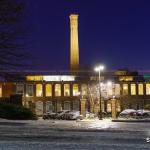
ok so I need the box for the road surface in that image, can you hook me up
[0,119,149,150]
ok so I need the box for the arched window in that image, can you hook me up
[123,84,128,95]
[73,84,79,96]
[45,84,52,97]
[131,84,136,95]
[55,84,61,96]
[138,84,143,95]
[26,84,33,97]
[64,84,70,96]
[36,84,43,97]
[146,84,150,95]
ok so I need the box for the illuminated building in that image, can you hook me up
[0,14,150,116]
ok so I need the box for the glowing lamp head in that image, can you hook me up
[94,65,105,72]
[107,81,112,87]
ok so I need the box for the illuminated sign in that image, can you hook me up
[43,76,75,81]
[27,75,75,81]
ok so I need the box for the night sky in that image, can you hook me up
[26,0,150,71]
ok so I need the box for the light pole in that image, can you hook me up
[94,65,104,120]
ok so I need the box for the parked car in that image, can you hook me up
[60,111,71,120]
[43,111,53,120]
[49,112,59,119]
[56,110,70,119]
[119,109,137,118]
[65,111,83,120]
[136,110,150,118]
[43,111,65,120]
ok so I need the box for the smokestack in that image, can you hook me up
[69,14,79,71]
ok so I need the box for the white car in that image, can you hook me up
[136,110,150,117]
[56,110,70,119]
[65,111,83,120]
[119,109,137,118]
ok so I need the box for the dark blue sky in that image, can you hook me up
[26,0,150,71]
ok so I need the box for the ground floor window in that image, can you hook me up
[73,100,79,111]
[35,101,43,115]
[57,101,62,112]
[64,101,71,110]
[46,101,53,112]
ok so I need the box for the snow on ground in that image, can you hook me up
[0,119,149,149]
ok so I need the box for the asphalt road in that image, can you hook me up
[0,119,149,150]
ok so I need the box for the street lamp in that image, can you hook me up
[94,65,105,120]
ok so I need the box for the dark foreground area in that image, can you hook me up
[0,119,149,150]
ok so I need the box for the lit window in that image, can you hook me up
[119,76,133,81]
[115,84,120,96]
[146,84,150,95]
[36,84,43,97]
[131,84,136,95]
[45,84,52,97]
[55,84,61,96]
[64,84,70,96]
[16,84,24,95]
[73,84,79,96]
[138,84,143,95]
[123,84,128,95]
[26,76,43,81]
[26,84,33,97]
[81,84,88,96]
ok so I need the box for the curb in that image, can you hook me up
[112,119,150,123]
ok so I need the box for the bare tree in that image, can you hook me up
[0,0,30,79]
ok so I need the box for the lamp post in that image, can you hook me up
[94,65,104,120]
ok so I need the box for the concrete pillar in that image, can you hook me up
[43,101,46,113]
[80,99,86,117]
[90,102,94,113]
[111,98,117,120]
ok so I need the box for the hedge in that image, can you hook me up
[0,103,37,120]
